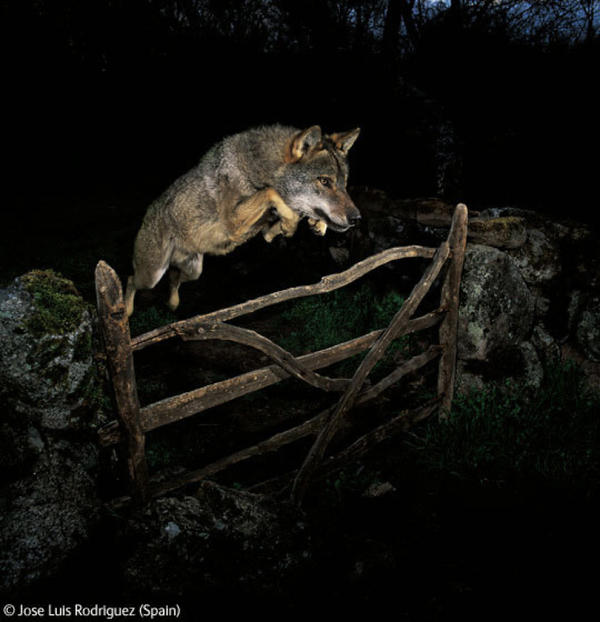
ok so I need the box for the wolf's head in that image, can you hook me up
[275,126,361,232]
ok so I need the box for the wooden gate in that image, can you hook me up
[96,204,468,508]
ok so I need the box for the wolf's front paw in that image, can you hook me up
[308,218,327,236]
[263,221,281,243]
[280,211,300,237]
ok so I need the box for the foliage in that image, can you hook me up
[20,269,90,337]
[128,306,179,337]
[145,436,179,473]
[276,282,411,383]
[3,0,597,72]
[278,281,407,357]
[406,361,600,490]
[323,463,382,504]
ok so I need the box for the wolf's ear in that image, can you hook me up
[287,126,322,162]
[330,128,361,153]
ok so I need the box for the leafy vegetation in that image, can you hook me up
[128,305,179,337]
[277,282,408,372]
[405,361,600,491]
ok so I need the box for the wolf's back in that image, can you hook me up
[201,124,298,195]
[142,149,222,230]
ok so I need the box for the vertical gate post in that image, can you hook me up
[438,204,468,418]
[95,261,150,508]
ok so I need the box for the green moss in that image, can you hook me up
[21,270,90,337]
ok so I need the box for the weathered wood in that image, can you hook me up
[249,396,443,497]
[95,261,149,508]
[438,203,468,417]
[98,310,445,446]
[290,241,452,505]
[314,395,444,482]
[357,344,442,403]
[131,245,437,351]
[109,346,442,507]
[98,205,467,508]
[179,322,351,392]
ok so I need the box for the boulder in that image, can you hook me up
[457,341,543,395]
[570,292,600,361]
[0,433,100,595]
[121,481,312,602]
[510,229,561,286]
[458,244,536,361]
[0,271,100,596]
[0,270,95,429]
[467,216,527,249]
[350,193,600,392]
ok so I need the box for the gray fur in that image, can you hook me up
[125,124,360,315]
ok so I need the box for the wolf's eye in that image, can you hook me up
[318,177,332,188]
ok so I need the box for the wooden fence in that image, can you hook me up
[95,203,468,508]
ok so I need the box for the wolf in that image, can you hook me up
[124,124,361,316]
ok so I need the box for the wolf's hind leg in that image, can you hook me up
[125,265,169,317]
[125,276,137,318]
[168,253,203,311]
[126,226,174,316]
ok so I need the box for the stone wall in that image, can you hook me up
[350,191,600,394]
[1,199,598,596]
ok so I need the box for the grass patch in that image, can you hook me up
[279,282,405,352]
[128,305,179,336]
[277,282,409,377]
[406,361,600,490]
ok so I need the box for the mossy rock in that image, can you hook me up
[20,270,90,337]
[0,270,96,429]
[458,244,535,361]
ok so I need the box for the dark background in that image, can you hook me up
[2,3,599,615]
[2,0,599,236]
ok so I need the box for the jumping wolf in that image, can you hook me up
[125,124,361,316]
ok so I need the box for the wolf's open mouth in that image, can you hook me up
[313,208,351,232]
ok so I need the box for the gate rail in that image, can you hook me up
[95,204,468,508]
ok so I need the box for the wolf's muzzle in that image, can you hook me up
[348,212,361,226]
[344,203,361,227]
